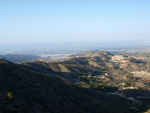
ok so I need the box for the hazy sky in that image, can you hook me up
[0,0,150,44]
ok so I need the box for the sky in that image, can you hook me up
[0,0,150,44]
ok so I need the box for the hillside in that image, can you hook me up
[21,51,127,86]
[1,50,150,112]
[0,58,134,113]
[21,51,150,89]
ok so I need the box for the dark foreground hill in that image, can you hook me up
[0,58,134,113]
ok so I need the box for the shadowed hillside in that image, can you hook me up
[0,58,134,113]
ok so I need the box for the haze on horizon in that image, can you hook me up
[0,0,150,45]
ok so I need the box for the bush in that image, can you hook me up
[7,92,14,100]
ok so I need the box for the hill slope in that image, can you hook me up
[0,58,134,113]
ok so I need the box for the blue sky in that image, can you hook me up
[0,0,150,44]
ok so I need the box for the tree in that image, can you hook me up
[94,83,99,89]
[131,83,134,87]
[89,80,93,84]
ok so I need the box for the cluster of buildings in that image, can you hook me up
[111,55,124,62]
[111,55,131,65]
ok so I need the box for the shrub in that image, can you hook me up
[7,92,14,100]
